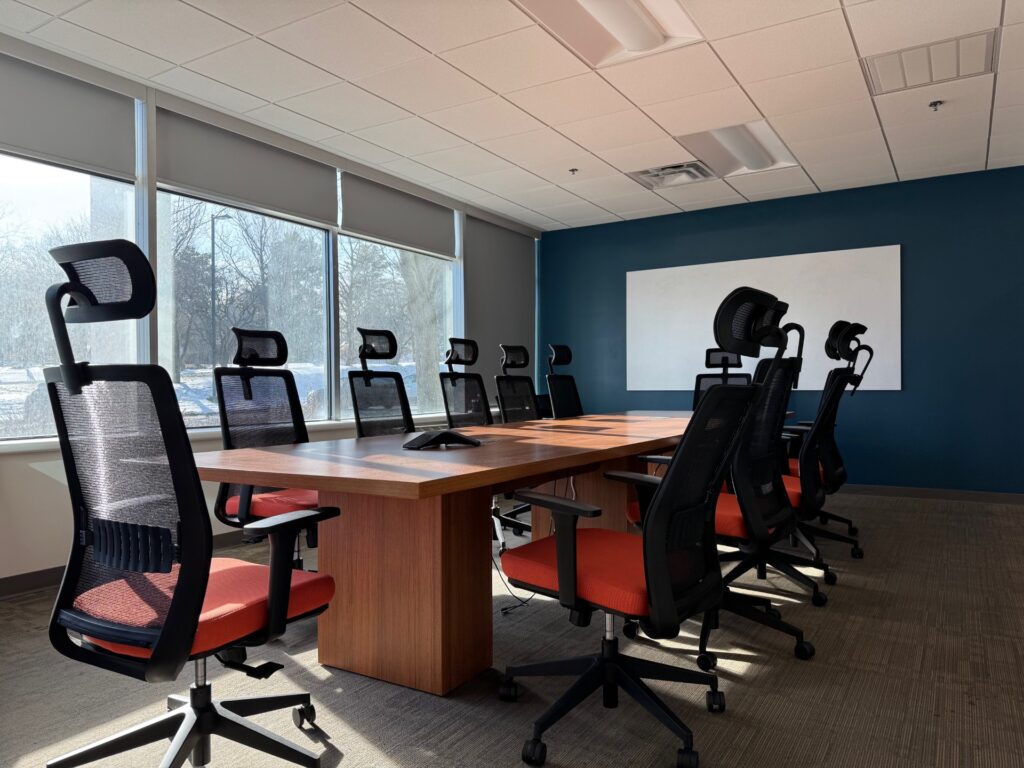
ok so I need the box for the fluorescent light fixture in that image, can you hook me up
[516,0,703,67]
[677,120,796,178]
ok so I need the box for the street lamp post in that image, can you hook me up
[210,212,231,365]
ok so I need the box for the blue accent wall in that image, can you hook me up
[537,168,1024,493]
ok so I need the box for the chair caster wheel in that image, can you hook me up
[849,525,859,536]
[677,747,700,768]
[622,620,639,640]
[292,703,315,728]
[765,606,781,620]
[811,591,828,607]
[706,690,726,713]
[851,546,864,559]
[512,525,524,536]
[824,570,837,586]
[522,738,546,766]
[498,678,519,702]
[696,652,717,671]
[794,640,815,660]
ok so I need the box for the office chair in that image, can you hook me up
[693,348,751,410]
[348,327,415,437]
[545,343,583,418]
[498,383,757,768]
[495,344,540,423]
[214,327,319,567]
[439,337,531,546]
[42,239,339,768]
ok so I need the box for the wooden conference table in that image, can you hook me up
[194,411,693,695]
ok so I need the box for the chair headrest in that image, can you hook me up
[357,328,398,361]
[836,322,867,362]
[500,344,530,373]
[548,344,572,367]
[49,239,156,323]
[712,287,788,357]
[445,338,478,367]
[825,321,851,360]
[705,348,742,369]
[232,328,288,367]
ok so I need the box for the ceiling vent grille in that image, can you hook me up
[863,30,998,96]
[628,161,715,190]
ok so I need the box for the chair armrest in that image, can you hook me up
[605,471,661,528]
[638,454,671,466]
[797,420,814,426]
[244,507,340,640]
[784,424,812,433]
[511,491,600,617]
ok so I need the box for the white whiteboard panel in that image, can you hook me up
[626,245,901,391]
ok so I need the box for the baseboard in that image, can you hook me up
[842,484,1024,505]
[0,530,247,599]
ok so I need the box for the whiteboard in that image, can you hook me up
[626,245,901,391]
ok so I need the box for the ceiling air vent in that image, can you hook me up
[628,161,715,190]
[863,30,998,96]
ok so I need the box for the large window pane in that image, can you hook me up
[0,152,135,440]
[157,192,329,428]
[338,235,456,418]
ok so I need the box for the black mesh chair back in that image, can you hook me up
[546,343,583,419]
[349,327,414,437]
[44,240,210,684]
[693,347,751,409]
[213,328,309,527]
[440,337,493,428]
[495,344,540,423]
[641,383,757,638]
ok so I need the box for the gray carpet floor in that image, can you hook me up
[3,491,1024,768]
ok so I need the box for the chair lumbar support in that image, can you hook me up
[46,659,320,768]
[499,614,723,768]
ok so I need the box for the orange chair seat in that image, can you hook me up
[501,529,649,616]
[715,493,751,539]
[225,488,318,519]
[75,558,335,659]
[787,457,825,483]
[782,474,802,507]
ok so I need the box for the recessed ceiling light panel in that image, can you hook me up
[676,120,796,178]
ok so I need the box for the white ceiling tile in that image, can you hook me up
[770,99,880,143]
[354,56,492,114]
[654,179,744,206]
[517,212,563,230]
[899,162,984,180]
[1,1,50,33]
[379,157,450,185]
[430,176,492,201]
[183,0,344,34]
[741,184,818,201]
[441,25,588,93]
[874,74,993,132]
[988,133,1024,168]
[817,172,897,191]
[619,206,680,220]
[506,73,632,125]
[187,38,338,102]
[414,144,512,176]
[480,127,582,166]
[999,23,1024,72]
[31,18,174,77]
[890,136,988,175]
[502,185,584,209]
[681,0,839,40]
[463,166,548,194]
[351,117,465,155]
[320,133,401,164]
[845,0,1002,58]
[726,166,815,196]
[991,104,1024,137]
[351,0,532,53]
[152,67,267,112]
[800,152,896,183]
[63,0,247,63]
[645,87,761,136]
[263,4,425,80]
[562,173,647,202]
[711,10,856,83]
[278,82,410,133]
[596,190,679,215]
[425,97,542,142]
[1006,0,1024,25]
[786,127,888,163]
[883,112,990,147]
[245,104,338,141]
[558,109,667,152]
[744,61,871,117]
[596,138,695,173]
[525,153,620,185]
[995,67,1024,108]
[18,0,82,12]
[557,211,621,227]
[483,198,542,221]
[683,197,746,211]
[544,199,614,221]
[598,43,737,106]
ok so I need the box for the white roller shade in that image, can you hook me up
[156,108,337,227]
[463,216,537,387]
[0,53,135,179]
[340,173,456,258]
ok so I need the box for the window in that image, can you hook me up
[0,152,135,440]
[156,192,330,428]
[338,234,457,418]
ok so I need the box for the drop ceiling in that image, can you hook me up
[2,0,1022,232]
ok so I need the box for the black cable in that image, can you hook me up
[492,552,534,614]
